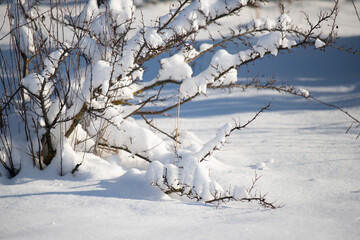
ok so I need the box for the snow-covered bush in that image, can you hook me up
[0,0,356,206]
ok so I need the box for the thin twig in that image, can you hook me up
[352,0,360,22]
[199,103,271,162]
[97,142,151,163]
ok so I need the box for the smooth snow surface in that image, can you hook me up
[1,1,360,239]
[1,108,360,240]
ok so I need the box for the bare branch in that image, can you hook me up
[97,142,151,163]
[199,103,271,162]
[141,114,180,143]
[352,0,360,22]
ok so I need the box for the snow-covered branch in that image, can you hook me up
[1,0,357,209]
[198,103,270,162]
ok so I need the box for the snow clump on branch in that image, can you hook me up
[0,0,344,207]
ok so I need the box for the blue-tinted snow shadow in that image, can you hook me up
[0,169,167,202]
[70,169,166,201]
[146,36,360,118]
[2,35,359,119]
[178,90,360,117]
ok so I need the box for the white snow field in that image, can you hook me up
[1,1,360,239]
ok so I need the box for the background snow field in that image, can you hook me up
[1,0,360,239]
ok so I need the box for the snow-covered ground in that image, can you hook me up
[1,1,360,239]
